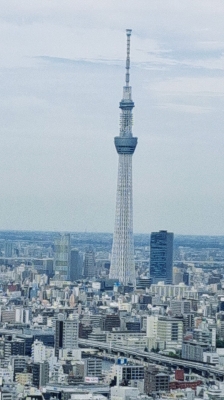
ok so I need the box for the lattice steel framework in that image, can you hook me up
[109,29,137,285]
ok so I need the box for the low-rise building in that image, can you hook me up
[144,364,169,395]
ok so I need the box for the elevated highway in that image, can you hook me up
[79,339,224,379]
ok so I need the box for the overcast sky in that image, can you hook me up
[1,0,224,235]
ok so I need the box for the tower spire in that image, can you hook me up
[125,29,132,86]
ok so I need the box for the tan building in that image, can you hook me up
[15,372,32,385]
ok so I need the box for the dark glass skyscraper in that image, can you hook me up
[150,230,174,284]
[70,248,82,281]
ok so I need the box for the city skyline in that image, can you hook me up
[1,1,224,235]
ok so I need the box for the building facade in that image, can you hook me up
[70,248,82,281]
[55,314,79,358]
[144,364,169,395]
[116,363,144,386]
[150,230,174,284]
[84,358,102,379]
[157,317,183,349]
[53,234,71,280]
[83,247,96,279]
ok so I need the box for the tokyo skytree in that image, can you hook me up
[109,29,137,285]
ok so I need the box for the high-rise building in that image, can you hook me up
[53,233,71,280]
[55,314,79,358]
[150,230,174,284]
[70,248,82,281]
[146,315,158,338]
[4,241,13,257]
[32,361,49,388]
[32,340,46,363]
[83,247,96,279]
[109,29,137,286]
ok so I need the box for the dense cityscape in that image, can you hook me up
[1,4,224,400]
[1,231,224,399]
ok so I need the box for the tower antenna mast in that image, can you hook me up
[125,29,132,87]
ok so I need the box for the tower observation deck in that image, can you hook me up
[109,29,137,285]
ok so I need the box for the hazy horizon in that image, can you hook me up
[1,229,224,239]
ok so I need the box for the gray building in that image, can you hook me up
[182,340,210,362]
[4,241,13,257]
[70,248,82,281]
[32,360,49,388]
[53,234,71,280]
[136,277,152,290]
[1,392,13,400]
[83,247,96,279]
[55,314,79,358]
[84,357,102,378]
[170,300,191,316]
[183,313,195,333]
[144,364,169,395]
[88,328,106,342]
[150,230,174,284]
[116,364,144,385]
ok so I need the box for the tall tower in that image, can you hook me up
[109,29,137,285]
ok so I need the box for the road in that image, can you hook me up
[79,338,224,379]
